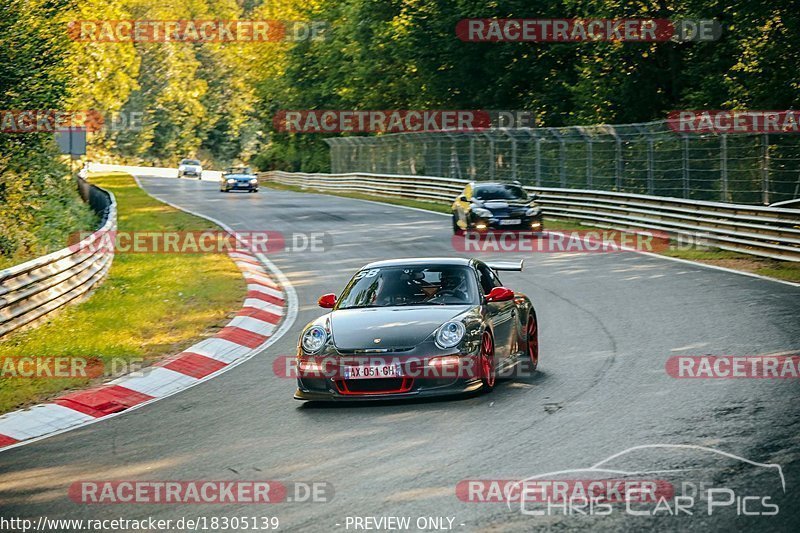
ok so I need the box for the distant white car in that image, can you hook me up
[178,159,203,179]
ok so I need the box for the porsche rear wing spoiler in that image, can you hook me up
[486,260,524,272]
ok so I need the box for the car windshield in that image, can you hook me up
[181,159,200,166]
[225,167,252,175]
[474,184,527,201]
[337,265,480,308]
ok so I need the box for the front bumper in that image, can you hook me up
[294,381,483,401]
[221,182,258,191]
[294,351,484,401]
[470,215,543,232]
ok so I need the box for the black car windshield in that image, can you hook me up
[337,265,480,308]
[474,184,527,201]
[181,159,200,165]
[225,167,252,174]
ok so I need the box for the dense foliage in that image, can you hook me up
[261,0,800,170]
[0,0,96,266]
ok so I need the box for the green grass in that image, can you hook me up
[263,180,800,284]
[0,173,247,413]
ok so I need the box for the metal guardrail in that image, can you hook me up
[262,171,800,262]
[0,175,117,337]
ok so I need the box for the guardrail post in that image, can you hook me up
[762,133,770,205]
[446,132,459,179]
[436,139,443,176]
[586,139,593,189]
[550,129,567,188]
[469,136,476,179]
[511,136,518,181]
[682,134,690,198]
[720,134,729,202]
[485,133,496,180]
[647,136,655,195]
[397,137,404,174]
[614,135,622,191]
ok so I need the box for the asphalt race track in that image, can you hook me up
[1,175,798,532]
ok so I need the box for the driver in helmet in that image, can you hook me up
[431,269,468,303]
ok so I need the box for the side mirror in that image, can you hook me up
[458,195,468,202]
[318,293,336,308]
[486,287,515,302]
[529,192,540,201]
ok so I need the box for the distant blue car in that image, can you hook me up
[220,167,259,193]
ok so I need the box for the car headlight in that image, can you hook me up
[473,207,492,218]
[525,207,541,217]
[302,326,328,353]
[250,178,258,184]
[227,178,235,183]
[435,321,466,349]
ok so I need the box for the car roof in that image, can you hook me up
[471,181,521,187]
[362,257,474,269]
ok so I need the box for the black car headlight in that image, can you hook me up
[435,321,466,349]
[473,207,492,218]
[525,207,541,217]
[302,326,328,353]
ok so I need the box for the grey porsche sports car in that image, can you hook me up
[294,257,539,400]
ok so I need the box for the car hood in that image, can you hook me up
[477,199,529,209]
[329,305,472,351]
[226,174,254,180]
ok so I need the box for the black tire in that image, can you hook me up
[518,315,539,375]
[452,213,461,234]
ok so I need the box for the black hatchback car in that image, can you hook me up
[220,167,259,193]
[451,182,543,233]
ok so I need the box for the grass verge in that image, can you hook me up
[263,181,800,283]
[0,172,247,414]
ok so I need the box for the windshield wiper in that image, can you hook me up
[394,301,455,306]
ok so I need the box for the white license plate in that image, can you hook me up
[343,363,403,380]
[499,219,521,225]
